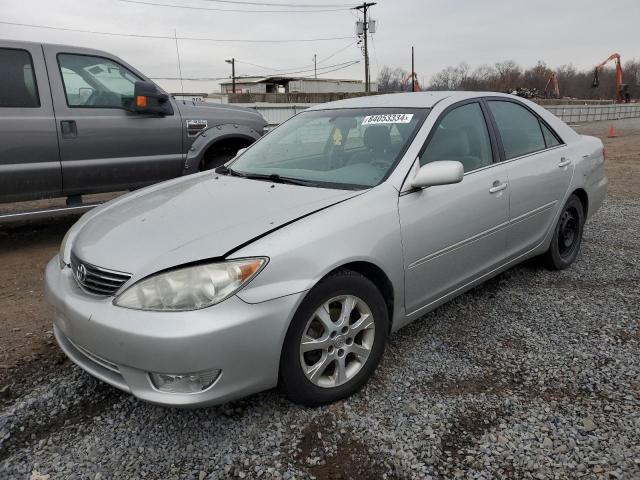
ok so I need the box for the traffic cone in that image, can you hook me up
[607,124,617,138]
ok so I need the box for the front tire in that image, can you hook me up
[280,270,388,406]
[543,194,585,270]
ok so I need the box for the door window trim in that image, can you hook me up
[416,98,501,171]
[0,47,40,108]
[56,52,143,111]
[399,98,503,195]
[481,97,566,164]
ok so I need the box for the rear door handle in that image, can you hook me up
[558,157,572,168]
[489,181,508,194]
[60,120,77,139]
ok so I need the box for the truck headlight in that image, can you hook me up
[113,258,267,311]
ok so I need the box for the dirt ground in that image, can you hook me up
[0,119,638,383]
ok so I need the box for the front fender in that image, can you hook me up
[182,124,262,174]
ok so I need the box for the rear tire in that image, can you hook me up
[543,194,585,270]
[280,270,388,406]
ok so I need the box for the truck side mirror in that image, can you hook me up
[133,81,172,116]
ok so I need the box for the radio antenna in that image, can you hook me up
[174,29,185,95]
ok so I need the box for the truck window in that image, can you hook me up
[0,48,40,108]
[57,53,142,109]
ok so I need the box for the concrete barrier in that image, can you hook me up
[233,102,640,127]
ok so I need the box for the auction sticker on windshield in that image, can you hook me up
[362,113,414,125]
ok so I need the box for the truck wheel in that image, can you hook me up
[201,148,236,171]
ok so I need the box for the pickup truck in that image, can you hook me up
[0,40,267,205]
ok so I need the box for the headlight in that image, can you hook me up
[59,230,72,269]
[113,258,267,311]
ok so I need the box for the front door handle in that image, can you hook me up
[558,157,572,168]
[489,181,508,194]
[60,120,77,139]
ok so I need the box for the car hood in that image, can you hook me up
[71,173,361,278]
[176,100,266,124]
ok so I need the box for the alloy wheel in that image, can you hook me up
[299,295,375,388]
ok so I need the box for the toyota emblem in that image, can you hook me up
[76,263,87,283]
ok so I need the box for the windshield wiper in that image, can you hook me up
[214,165,245,177]
[263,174,319,187]
[216,166,318,187]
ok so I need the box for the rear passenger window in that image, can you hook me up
[540,122,561,148]
[0,48,39,108]
[420,102,493,173]
[488,101,545,159]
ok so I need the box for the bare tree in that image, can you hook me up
[420,58,639,100]
[377,66,409,92]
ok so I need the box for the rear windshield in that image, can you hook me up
[230,108,429,189]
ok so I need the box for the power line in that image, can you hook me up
[199,0,358,7]
[241,59,361,77]
[234,42,355,73]
[0,20,352,43]
[317,41,357,64]
[150,76,228,80]
[150,60,359,81]
[298,61,361,78]
[119,0,351,13]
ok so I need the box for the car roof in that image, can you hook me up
[307,91,515,111]
[1,38,114,58]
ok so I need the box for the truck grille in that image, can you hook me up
[70,252,131,296]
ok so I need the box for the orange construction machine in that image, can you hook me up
[544,72,560,98]
[402,72,421,92]
[592,53,630,103]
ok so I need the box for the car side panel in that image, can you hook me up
[503,145,575,259]
[399,163,510,315]
[231,184,408,330]
[0,42,61,203]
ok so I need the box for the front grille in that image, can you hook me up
[70,252,131,296]
[67,337,120,374]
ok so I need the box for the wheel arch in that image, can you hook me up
[571,187,589,217]
[182,124,261,174]
[322,261,395,332]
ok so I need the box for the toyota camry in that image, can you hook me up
[45,92,608,407]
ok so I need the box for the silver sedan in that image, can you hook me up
[45,92,608,407]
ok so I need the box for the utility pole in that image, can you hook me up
[314,54,317,79]
[225,58,236,94]
[411,46,415,92]
[353,2,376,93]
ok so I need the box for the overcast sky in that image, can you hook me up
[1,0,638,94]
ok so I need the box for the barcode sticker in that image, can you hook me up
[362,114,414,125]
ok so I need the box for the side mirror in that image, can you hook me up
[411,160,464,189]
[133,81,171,115]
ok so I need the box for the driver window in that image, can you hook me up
[58,53,142,109]
[420,102,493,173]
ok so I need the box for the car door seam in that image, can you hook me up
[508,201,557,225]
[407,220,511,269]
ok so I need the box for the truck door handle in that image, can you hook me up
[60,120,77,139]
[558,157,572,168]
[489,181,508,194]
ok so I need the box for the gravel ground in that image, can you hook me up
[1,120,639,479]
[1,197,638,479]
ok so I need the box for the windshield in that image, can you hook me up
[229,108,429,189]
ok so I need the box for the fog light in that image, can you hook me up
[149,369,221,394]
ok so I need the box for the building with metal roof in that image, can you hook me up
[220,76,377,94]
